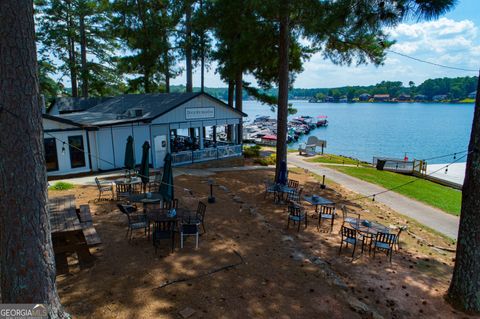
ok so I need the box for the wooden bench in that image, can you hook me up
[77,205,93,225]
[76,205,101,247]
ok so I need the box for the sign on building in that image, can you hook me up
[185,107,215,119]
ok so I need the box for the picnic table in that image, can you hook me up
[303,195,334,212]
[49,195,101,272]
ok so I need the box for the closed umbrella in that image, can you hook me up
[159,153,174,201]
[139,141,150,185]
[124,135,135,171]
[276,160,288,185]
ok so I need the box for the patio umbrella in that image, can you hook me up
[139,141,150,185]
[159,153,174,201]
[124,135,135,170]
[276,160,288,185]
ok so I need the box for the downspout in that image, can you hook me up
[85,129,93,172]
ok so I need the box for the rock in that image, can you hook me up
[179,307,196,318]
[281,235,294,242]
[219,185,229,192]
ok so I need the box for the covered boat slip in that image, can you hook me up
[43,93,245,176]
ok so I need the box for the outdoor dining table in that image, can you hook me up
[268,183,296,203]
[115,177,142,194]
[349,219,390,251]
[303,195,335,212]
[146,207,197,223]
[129,192,164,204]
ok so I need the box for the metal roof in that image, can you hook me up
[54,92,246,127]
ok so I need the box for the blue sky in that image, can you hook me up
[172,0,480,89]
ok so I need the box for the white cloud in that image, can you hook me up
[171,18,480,89]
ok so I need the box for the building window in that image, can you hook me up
[44,138,59,171]
[68,135,86,168]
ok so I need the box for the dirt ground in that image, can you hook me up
[49,167,473,319]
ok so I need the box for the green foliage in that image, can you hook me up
[255,153,276,166]
[35,0,118,97]
[48,181,75,191]
[333,166,461,215]
[243,145,261,158]
[307,154,367,166]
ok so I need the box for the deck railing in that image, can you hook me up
[172,144,242,166]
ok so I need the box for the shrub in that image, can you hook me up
[256,153,276,166]
[49,181,75,191]
[243,145,261,158]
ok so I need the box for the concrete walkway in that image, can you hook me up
[289,154,459,239]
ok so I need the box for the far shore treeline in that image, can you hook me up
[193,76,478,103]
[47,76,478,104]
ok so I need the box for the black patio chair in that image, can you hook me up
[341,205,360,227]
[152,220,176,254]
[95,177,113,201]
[195,201,207,234]
[180,221,200,249]
[286,187,303,205]
[394,226,407,251]
[372,232,397,262]
[162,198,179,210]
[148,171,163,192]
[264,180,276,199]
[286,204,307,232]
[117,204,148,241]
[287,179,299,190]
[318,204,336,232]
[339,225,364,258]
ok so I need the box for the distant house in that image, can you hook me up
[48,97,113,115]
[42,92,246,176]
[397,94,411,101]
[325,96,334,102]
[358,93,370,101]
[339,96,348,103]
[373,94,390,102]
[433,94,448,102]
[468,91,477,99]
[414,94,427,101]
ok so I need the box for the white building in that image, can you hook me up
[43,92,246,176]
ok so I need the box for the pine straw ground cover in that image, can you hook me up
[49,168,473,319]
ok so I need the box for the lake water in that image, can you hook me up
[243,100,474,164]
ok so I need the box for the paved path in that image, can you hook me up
[289,154,459,239]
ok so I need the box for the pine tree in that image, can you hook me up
[0,0,68,316]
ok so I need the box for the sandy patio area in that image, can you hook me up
[49,167,471,319]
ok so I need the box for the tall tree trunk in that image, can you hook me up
[144,70,151,93]
[66,4,77,97]
[200,0,205,92]
[447,74,480,313]
[164,49,170,93]
[235,71,243,143]
[275,0,290,180]
[228,79,234,107]
[80,13,88,98]
[0,1,67,317]
[185,2,193,92]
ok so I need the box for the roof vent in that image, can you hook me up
[125,108,143,118]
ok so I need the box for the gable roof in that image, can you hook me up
[56,92,247,127]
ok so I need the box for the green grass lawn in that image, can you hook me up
[307,154,368,166]
[332,166,462,216]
